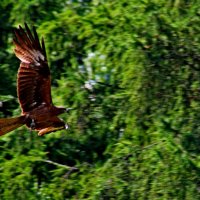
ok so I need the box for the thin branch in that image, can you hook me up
[41,159,78,171]
[142,139,166,150]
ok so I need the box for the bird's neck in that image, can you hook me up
[52,106,66,115]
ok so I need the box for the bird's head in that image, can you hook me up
[54,106,74,115]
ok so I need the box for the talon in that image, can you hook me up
[30,119,35,129]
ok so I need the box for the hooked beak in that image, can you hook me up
[66,108,74,112]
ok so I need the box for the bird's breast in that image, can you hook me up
[24,104,54,121]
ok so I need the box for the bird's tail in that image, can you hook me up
[0,116,26,136]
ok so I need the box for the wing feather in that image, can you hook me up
[35,117,66,136]
[13,23,52,113]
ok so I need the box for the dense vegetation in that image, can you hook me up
[1,0,200,199]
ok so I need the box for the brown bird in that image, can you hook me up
[0,23,69,136]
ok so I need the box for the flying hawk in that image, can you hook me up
[0,23,69,136]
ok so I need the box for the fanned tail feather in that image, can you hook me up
[0,116,26,136]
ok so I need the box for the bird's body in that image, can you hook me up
[0,23,69,136]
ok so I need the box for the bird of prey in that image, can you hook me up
[0,23,69,136]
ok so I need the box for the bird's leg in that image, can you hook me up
[30,119,36,130]
[24,115,36,133]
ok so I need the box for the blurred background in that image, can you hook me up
[1,0,200,199]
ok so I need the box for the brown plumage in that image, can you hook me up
[0,23,69,136]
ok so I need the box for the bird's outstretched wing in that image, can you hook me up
[13,23,52,113]
[36,117,67,136]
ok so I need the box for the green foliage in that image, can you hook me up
[1,0,200,199]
